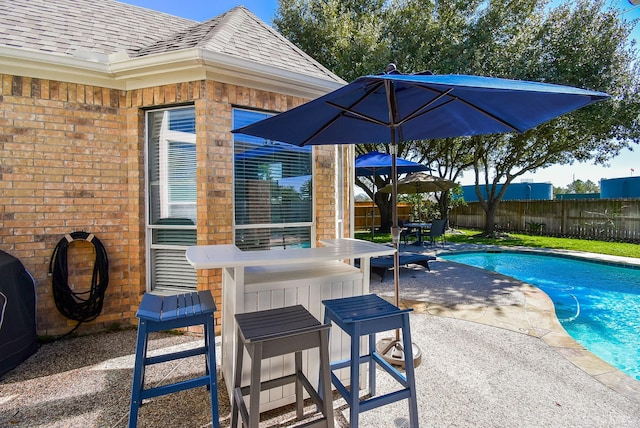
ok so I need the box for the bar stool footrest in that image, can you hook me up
[329,372,351,402]
[236,371,326,416]
[359,389,413,413]
[371,352,409,386]
[145,345,207,365]
[140,375,211,400]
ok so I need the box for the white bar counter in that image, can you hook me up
[185,238,394,269]
[186,238,395,412]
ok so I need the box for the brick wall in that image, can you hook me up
[315,146,338,239]
[1,74,131,336]
[0,73,341,336]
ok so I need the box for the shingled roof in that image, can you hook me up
[131,6,336,81]
[0,0,343,93]
[0,0,195,56]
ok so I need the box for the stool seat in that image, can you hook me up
[129,291,219,428]
[236,305,327,343]
[322,294,418,427]
[232,305,334,428]
[323,292,411,323]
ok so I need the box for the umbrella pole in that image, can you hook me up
[371,173,376,239]
[391,146,400,309]
[392,147,401,344]
[371,196,375,239]
[417,184,421,223]
[375,80,421,368]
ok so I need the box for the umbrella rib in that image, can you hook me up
[299,81,387,145]
[453,96,523,132]
[396,88,455,127]
[408,85,523,133]
[325,101,389,127]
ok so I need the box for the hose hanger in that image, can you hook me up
[48,231,109,338]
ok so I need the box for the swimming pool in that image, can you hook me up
[440,251,640,380]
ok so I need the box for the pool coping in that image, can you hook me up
[411,244,640,404]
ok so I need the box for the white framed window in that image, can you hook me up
[146,106,197,291]
[233,109,314,250]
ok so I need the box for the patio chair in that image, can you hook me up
[428,219,447,245]
[369,252,436,281]
[399,220,419,245]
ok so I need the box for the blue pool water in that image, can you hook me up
[440,251,640,380]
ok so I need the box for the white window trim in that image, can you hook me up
[145,106,197,293]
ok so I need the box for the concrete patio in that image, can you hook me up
[1,244,639,427]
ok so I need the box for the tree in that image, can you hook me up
[275,0,475,229]
[274,0,389,82]
[412,138,475,219]
[555,179,600,195]
[468,0,640,235]
[275,0,640,235]
[276,1,402,231]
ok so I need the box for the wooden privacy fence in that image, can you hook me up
[449,199,640,242]
[354,202,412,231]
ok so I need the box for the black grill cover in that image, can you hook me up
[0,250,38,378]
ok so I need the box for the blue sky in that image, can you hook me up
[119,0,279,23]
[119,0,640,41]
[119,0,639,187]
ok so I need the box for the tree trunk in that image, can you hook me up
[483,202,498,236]
[374,191,393,233]
[437,190,449,220]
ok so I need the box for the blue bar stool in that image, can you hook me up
[128,291,219,428]
[231,305,334,428]
[322,294,418,427]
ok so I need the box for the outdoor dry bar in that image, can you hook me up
[185,238,395,412]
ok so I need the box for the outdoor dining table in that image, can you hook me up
[185,238,395,413]
[403,222,432,246]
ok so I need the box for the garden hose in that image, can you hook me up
[48,231,109,336]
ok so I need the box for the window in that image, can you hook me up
[146,107,197,291]
[233,109,313,250]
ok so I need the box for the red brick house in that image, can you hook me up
[0,0,351,336]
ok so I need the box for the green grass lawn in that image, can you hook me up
[354,229,640,259]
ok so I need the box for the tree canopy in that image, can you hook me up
[274,0,640,234]
[555,179,601,195]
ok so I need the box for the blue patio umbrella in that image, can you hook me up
[233,64,609,363]
[355,150,428,176]
[355,151,429,237]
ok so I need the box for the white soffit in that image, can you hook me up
[0,46,345,99]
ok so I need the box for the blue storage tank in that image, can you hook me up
[461,182,553,202]
[600,176,640,198]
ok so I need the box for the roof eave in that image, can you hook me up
[0,46,345,99]
[199,48,345,99]
[0,45,119,89]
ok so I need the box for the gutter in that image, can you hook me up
[0,45,345,99]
